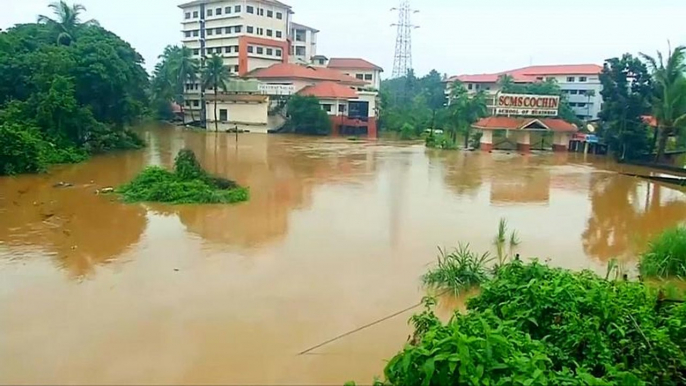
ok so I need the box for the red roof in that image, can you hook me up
[328,58,383,72]
[473,117,578,133]
[247,63,366,85]
[449,64,602,83]
[642,115,658,127]
[298,81,358,99]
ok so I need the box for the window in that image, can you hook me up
[184,31,191,38]
[185,12,191,19]
[276,12,283,19]
[235,5,241,12]
[247,45,254,53]
[569,103,576,107]
[207,9,213,16]
[276,31,282,38]
[257,28,263,35]
[235,25,242,33]
[216,7,222,15]
[192,49,199,56]
[276,49,282,57]
[225,27,232,34]
[193,11,198,18]
[219,109,228,121]
[322,104,332,112]
[338,104,346,113]
[578,90,585,96]
[295,30,306,42]
[468,84,473,90]
[570,90,578,95]
[256,47,264,54]
[192,30,199,37]
[536,77,543,81]
[267,10,273,17]
[233,65,239,73]
[355,74,364,80]
[266,48,273,55]
[577,103,587,108]
[247,6,254,13]
[225,6,232,14]
[295,46,306,56]
[193,100,200,107]
[233,45,239,52]
[267,29,273,37]
[216,28,222,34]
[186,101,191,107]
[567,76,575,82]
[579,76,588,82]
[247,26,254,33]
[207,28,213,36]
[364,74,372,81]
[258,8,264,16]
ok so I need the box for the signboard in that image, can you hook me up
[495,93,559,117]
[258,84,295,95]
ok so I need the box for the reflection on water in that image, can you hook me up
[1,124,685,385]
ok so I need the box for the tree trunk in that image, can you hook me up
[214,87,218,132]
[464,127,470,149]
[655,126,669,163]
[189,101,196,124]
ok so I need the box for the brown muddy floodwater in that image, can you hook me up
[1,124,686,385]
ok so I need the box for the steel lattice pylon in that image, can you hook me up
[391,0,417,79]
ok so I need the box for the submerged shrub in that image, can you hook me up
[422,244,491,295]
[117,149,248,205]
[0,124,46,175]
[640,226,686,278]
[369,260,686,385]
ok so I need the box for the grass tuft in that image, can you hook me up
[640,226,686,279]
[422,244,491,295]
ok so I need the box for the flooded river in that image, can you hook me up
[1,125,685,385]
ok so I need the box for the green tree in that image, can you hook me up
[447,82,488,148]
[37,1,97,45]
[599,54,654,161]
[285,95,331,135]
[640,45,686,161]
[202,54,232,132]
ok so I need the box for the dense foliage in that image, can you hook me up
[117,149,248,204]
[369,260,686,385]
[283,95,332,135]
[0,1,147,175]
[640,226,686,278]
[151,45,199,122]
[598,54,654,161]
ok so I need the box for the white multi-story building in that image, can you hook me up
[288,22,318,64]
[447,64,603,120]
[179,0,292,116]
[327,58,383,90]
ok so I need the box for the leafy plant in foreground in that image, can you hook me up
[640,226,686,279]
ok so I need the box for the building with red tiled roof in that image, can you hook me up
[298,81,359,99]
[473,117,578,153]
[327,58,384,90]
[447,64,604,121]
[247,63,367,86]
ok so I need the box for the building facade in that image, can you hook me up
[327,58,383,90]
[447,64,603,120]
[289,22,318,64]
[179,0,293,117]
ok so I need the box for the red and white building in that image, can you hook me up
[326,58,384,90]
[448,64,603,121]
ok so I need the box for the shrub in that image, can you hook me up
[285,95,332,136]
[117,149,248,205]
[640,226,686,278]
[399,123,416,140]
[422,245,491,295]
[0,124,47,175]
[370,260,686,385]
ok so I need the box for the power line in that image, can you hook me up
[391,0,419,79]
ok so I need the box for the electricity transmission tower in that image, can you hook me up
[391,1,418,78]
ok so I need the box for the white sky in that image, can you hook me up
[2,0,685,77]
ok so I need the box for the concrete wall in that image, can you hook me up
[205,100,269,125]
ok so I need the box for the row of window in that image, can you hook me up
[247,45,282,57]
[566,76,589,83]
[569,102,589,108]
[184,5,284,20]
[561,89,595,96]
[184,26,284,39]
[322,104,347,113]
[354,74,373,81]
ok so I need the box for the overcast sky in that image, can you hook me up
[2,0,685,78]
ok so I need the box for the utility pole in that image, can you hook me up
[391,1,419,79]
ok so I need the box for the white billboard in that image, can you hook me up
[495,93,559,117]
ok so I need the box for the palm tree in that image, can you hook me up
[497,74,517,93]
[169,47,199,123]
[640,45,686,161]
[585,89,596,121]
[37,1,98,45]
[202,55,232,132]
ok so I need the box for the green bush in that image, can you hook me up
[399,123,416,140]
[284,95,332,136]
[640,226,686,278]
[369,260,686,385]
[117,149,248,205]
[0,124,47,175]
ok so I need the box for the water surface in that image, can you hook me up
[1,125,685,385]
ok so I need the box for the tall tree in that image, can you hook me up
[201,55,232,132]
[599,54,653,161]
[37,1,97,45]
[640,45,686,161]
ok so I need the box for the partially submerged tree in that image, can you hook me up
[202,55,232,132]
[447,82,488,148]
[285,95,331,135]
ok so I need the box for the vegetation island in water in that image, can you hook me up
[117,149,248,205]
